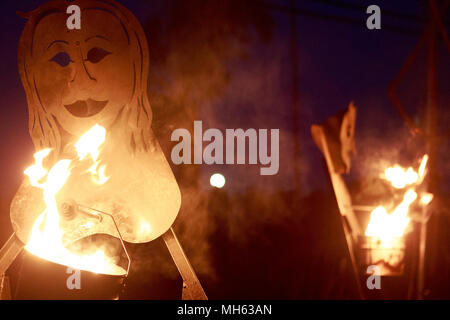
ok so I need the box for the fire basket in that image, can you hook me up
[359,236,406,276]
[14,248,127,300]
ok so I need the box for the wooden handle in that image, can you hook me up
[162,228,207,300]
[0,274,12,300]
[0,233,24,275]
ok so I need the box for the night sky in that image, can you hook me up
[0,0,448,299]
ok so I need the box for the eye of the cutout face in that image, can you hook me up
[86,47,111,63]
[50,52,71,67]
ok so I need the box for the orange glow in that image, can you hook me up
[138,221,152,238]
[24,125,124,275]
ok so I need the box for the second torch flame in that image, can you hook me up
[365,155,432,247]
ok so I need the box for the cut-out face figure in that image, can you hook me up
[311,102,357,174]
[18,0,155,154]
[12,0,181,245]
[32,9,134,136]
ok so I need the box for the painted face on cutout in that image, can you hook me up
[31,9,134,136]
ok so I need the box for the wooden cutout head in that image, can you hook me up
[12,0,181,245]
[18,0,152,156]
[311,102,357,174]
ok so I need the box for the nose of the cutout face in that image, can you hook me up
[67,59,97,101]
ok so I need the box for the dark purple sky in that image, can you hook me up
[0,0,447,200]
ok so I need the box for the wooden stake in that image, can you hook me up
[0,233,24,300]
[162,228,208,300]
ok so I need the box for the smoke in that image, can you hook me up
[139,0,274,282]
[349,103,428,207]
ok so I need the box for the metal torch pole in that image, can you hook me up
[417,2,438,299]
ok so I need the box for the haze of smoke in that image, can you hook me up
[350,109,426,206]
[141,0,274,281]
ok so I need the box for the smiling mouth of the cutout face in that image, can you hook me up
[64,99,108,117]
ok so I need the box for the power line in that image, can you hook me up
[252,1,427,36]
[304,0,428,22]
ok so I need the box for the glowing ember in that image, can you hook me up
[24,125,124,276]
[365,155,432,247]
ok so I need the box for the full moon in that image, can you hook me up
[210,173,225,188]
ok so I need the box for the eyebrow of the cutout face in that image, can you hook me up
[85,35,111,43]
[46,40,69,51]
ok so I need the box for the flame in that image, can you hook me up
[74,124,105,161]
[24,148,52,187]
[384,166,418,189]
[24,125,124,275]
[365,155,432,246]
[384,154,428,189]
[418,154,428,180]
[75,124,110,185]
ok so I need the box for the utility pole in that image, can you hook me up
[417,0,439,300]
[289,0,302,193]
